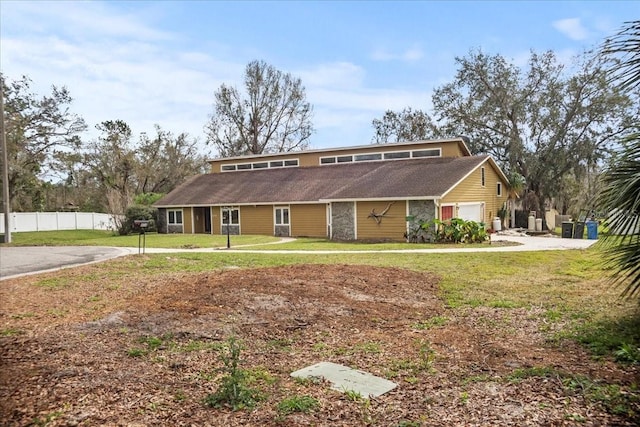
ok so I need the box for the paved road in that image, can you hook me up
[0,234,599,280]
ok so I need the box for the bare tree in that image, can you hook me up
[205,60,313,157]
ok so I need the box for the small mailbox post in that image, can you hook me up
[133,219,150,254]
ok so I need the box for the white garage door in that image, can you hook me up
[457,203,484,222]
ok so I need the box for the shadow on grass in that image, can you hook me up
[575,309,640,364]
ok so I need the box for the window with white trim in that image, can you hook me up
[384,151,410,159]
[354,153,382,161]
[219,158,299,172]
[497,182,502,197]
[412,148,440,158]
[221,207,239,225]
[275,207,290,225]
[168,209,183,225]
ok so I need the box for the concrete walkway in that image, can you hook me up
[1,233,598,281]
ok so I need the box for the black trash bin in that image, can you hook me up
[573,221,585,239]
[561,222,574,239]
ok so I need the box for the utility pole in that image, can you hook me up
[0,76,11,243]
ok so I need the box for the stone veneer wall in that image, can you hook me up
[331,202,355,240]
[408,200,436,241]
[157,208,167,234]
[167,224,183,234]
[221,225,240,235]
[274,225,290,237]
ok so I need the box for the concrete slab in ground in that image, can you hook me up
[291,361,397,398]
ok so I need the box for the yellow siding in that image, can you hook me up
[212,207,220,234]
[440,142,464,157]
[357,201,406,241]
[183,207,193,234]
[208,140,468,172]
[291,204,327,237]
[240,205,273,235]
[441,163,505,224]
[297,152,322,167]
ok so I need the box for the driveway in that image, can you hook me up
[0,246,129,280]
[0,234,599,280]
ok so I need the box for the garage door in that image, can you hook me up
[457,203,483,222]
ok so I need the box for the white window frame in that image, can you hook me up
[167,209,183,225]
[497,182,502,197]
[221,206,240,226]
[274,206,290,226]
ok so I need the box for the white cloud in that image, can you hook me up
[553,18,589,41]
[0,1,248,144]
[0,1,431,150]
[3,0,173,42]
[371,44,424,62]
[296,62,365,89]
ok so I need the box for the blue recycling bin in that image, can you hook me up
[586,221,598,240]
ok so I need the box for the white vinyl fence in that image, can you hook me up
[0,212,116,233]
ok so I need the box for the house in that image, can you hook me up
[154,137,510,241]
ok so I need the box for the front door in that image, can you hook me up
[441,205,454,221]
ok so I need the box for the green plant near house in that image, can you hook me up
[406,217,488,244]
[405,216,434,243]
[204,336,263,410]
[426,218,488,243]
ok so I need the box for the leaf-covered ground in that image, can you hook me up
[1,263,638,426]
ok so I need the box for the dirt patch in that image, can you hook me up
[0,263,637,426]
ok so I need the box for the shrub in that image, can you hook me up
[204,336,263,411]
[427,218,488,243]
[121,204,158,235]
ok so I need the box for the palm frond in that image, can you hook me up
[598,132,640,298]
[602,20,640,90]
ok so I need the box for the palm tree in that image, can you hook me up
[597,20,640,298]
[507,172,526,229]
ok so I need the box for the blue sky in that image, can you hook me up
[1,1,638,155]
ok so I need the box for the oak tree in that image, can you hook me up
[371,107,437,143]
[1,75,86,211]
[372,50,638,215]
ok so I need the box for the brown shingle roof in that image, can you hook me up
[155,156,489,207]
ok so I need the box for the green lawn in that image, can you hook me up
[1,230,509,251]
[0,230,280,248]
